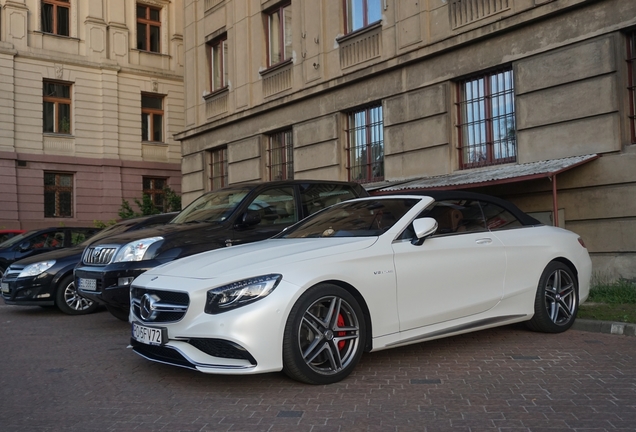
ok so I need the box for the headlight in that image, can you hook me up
[18,261,56,278]
[113,237,163,262]
[205,274,282,314]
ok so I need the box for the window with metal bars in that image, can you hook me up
[44,172,73,218]
[456,68,516,169]
[268,130,294,181]
[267,3,292,67]
[345,0,382,33]
[141,94,163,142]
[42,0,70,36]
[143,177,167,212]
[210,147,228,190]
[43,80,72,134]
[209,36,228,92]
[346,105,384,183]
[137,3,161,53]
[627,32,636,144]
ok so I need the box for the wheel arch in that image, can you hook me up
[550,257,579,290]
[51,265,78,296]
[314,279,374,353]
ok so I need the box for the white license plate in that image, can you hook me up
[132,322,164,346]
[78,278,96,291]
[1,282,8,293]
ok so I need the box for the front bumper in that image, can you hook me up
[1,275,56,306]
[75,261,157,310]
[128,275,302,375]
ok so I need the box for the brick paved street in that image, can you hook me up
[1,304,635,432]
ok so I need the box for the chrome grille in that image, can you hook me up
[131,287,189,323]
[82,246,117,265]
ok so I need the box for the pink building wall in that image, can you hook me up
[0,151,181,231]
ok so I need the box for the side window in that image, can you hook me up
[248,187,297,226]
[71,230,88,246]
[398,199,487,240]
[30,231,65,249]
[480,201,522,230]
[300,184,358,216]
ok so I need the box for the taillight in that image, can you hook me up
[577,237,587,248]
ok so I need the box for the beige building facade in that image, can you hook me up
[176,0,636,280]
[0,0,184,230]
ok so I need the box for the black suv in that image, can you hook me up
[75,180,368,320]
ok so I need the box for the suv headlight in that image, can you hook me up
[205,274,282,314]
[113,237,163,263]
[18,261,56,278]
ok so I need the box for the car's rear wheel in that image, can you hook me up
[55,275,99,315]
[106,305,130,322]
[283,283,365,384]
[526,261,578,333]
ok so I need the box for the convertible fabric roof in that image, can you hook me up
[367,154,599,193]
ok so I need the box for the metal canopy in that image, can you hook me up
[371,154,599,193]
[370,154,599,227]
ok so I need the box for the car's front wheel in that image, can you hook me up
[55,275,99,315]
[526,261,578,333]
[283,283,366,384]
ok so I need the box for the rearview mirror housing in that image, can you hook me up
[411,217,438,245]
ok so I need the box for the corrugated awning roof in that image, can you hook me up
[370,154,599,193]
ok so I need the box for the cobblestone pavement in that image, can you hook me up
[1,304,635,432]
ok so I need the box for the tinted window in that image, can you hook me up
[71,229,99,246]
[248,187,297,226]
[398,199,487,240]
[301,184,359,216]
[480,201,522,230]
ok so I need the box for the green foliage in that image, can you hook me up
[118,186,182,219]
[164,187,182,213]
[93,219,118,229]
[578,276,636,323]
[587,279,636,304]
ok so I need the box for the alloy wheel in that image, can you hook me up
[543,268,576,325]
[298,295,360,375]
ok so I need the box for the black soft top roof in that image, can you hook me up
[378,190,542,226]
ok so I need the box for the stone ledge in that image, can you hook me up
[573,319,636,337]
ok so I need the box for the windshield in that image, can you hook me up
[170,188,251,224]
[280,198,418,238]
[0,230,38,249]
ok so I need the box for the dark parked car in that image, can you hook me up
[75,180,369,320]
[0,230,26,245]
[1,213,177,315]
[0,227,101,279]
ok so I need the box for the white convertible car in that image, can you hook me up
[129,192,592,384]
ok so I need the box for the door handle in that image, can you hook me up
[475,238,492,245]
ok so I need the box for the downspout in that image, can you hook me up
[551,174,559,227]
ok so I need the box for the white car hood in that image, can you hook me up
[147,237,378,280]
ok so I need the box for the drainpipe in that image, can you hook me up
[551,174,559,227]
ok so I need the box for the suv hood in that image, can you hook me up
[87,222,226,247]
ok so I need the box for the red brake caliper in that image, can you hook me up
[337,314,346,350]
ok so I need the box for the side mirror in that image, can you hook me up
[411,217,438,246]
[240,210,261,227]
[18,241,31,252]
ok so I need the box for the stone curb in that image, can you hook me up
[573,319,636,337]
